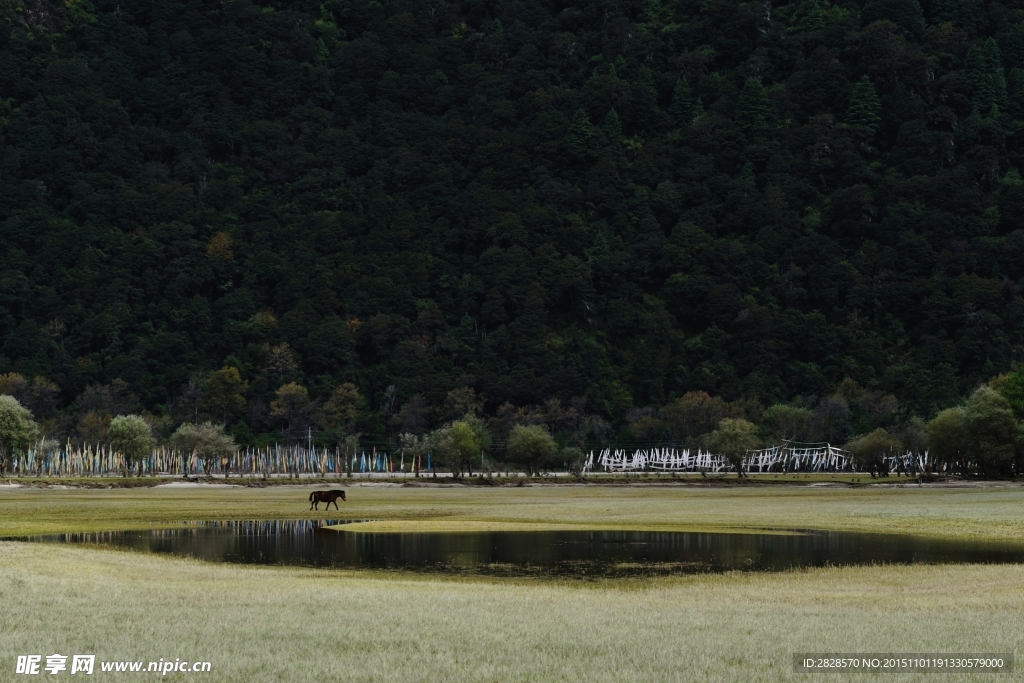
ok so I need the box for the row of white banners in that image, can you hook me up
[583,446,930,473]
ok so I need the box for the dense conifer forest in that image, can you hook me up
[3,0,1024,457]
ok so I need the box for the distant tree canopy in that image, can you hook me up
[107,414,154,475]
[4,0,1024,446]
[759,404,814,443]
[845,76,882,135]
[709,418,761,476]
[963,386,1022,476]
[1000,369,1024,418]
[506,424,558,475]
[170,422,237,475]
[430,416,490,477]
[847,427,902,473]
[0,395,38,474]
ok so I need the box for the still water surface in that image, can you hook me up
[27,520,1024,577]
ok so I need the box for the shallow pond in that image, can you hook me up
[23,520,1024,578]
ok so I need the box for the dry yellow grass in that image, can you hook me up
[3,486,1023,681]
[1,541,1021,682]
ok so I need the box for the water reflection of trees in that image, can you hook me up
[29,526,1024,576]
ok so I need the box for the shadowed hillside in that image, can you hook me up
[2,0,1024,446]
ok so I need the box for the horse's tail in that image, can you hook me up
[308,492,315,501]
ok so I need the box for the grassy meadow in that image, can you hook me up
[2,482,1024,540]
[1,541,1022,682]
[2,484,1023,682]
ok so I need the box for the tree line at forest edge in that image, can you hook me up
[5,0,1024,473]
[2,367,1024,476]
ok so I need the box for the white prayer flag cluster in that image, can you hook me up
[584,445,930,474]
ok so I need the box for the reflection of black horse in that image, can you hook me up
[309,490,347,510]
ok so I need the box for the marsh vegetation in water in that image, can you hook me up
[23,519,1024,578]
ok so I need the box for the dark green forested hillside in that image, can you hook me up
[3,0,1024,448]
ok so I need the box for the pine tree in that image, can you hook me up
[637,64,655,89]
[1002,23,1024,70]
[567,108,594,155]
[737,161,756,194]
[800,1,826,33]
[669,77,702,127]
[968,38,1008,115]
[983,38,1008,111]
[845,75,881,135]
[735,78,776,133]
[603,109,622,141]
[615,55,628,77]
[1009,67,1024,119]
[966,45,992,109]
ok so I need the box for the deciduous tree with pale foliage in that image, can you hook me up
[506,424,557,476]
[108,414,153,476]
[709,418,760,478]
[0,395,38,475]
[171,422,236,477]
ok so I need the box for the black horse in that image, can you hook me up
[309,489,347,510]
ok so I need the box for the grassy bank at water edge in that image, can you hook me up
[2,484,1024,540]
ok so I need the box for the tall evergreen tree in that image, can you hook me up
[615,55,628,77]
[669,77,702,127]
[603,109,622,141]
[637,64,655,91]
[967,38,1008,115]
[845,75,882,135]
[984,38,1009,111]
[966,46,990,108]
[735,78,776,133]
[567,108,594,155]
[800,2,827,33]
[1001,23,1024,70]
